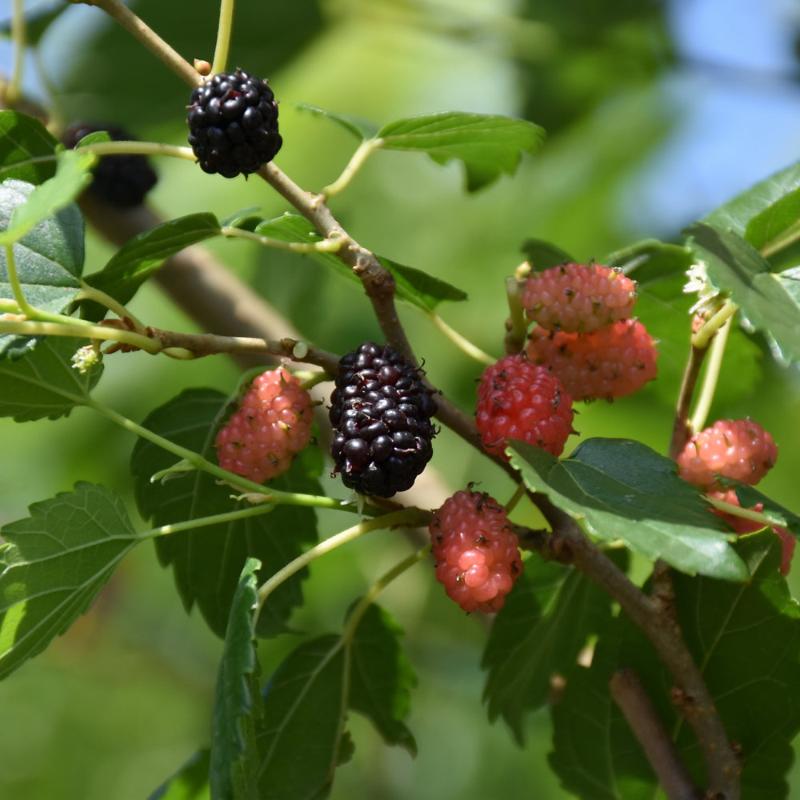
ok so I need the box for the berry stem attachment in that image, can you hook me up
[322,138,383,198]
[255,508,431,621]
[211,0,236,75]
[74,0,201,87]
[220,225,345,254]
[429,312,495,365]
[689,316,731,434]
[6,0,26,105]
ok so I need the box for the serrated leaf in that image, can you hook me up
[296,103,379,141]
[0,336,101,420]
[377,112,544,191]
[507,439,747,580]
[0,149,94,246]
[0,482,140,679]
[211,558,262,800]
[705,160,800,250]
[605,238,694,286]
[348,603,417,755]
[551,532,800,799]
[0,111,59,184]
[520,238,573,270]
[256,634,347,800]
[482,558,617,743]
[149,750,211,800]
[0,3,70,47]
[130,388,319,639]
[687,222,800,364]
[0,178,86,358]
[86,213,220,307]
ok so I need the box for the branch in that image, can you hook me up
[669,343,707,460]
[610,669,701,800]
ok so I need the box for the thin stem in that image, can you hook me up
[504,275,528,354]
[80,141,197,162]
[77,0,200,87]
[221,225,344,254]
[690,317,731,434]
[0,318,163,353]
[256,508,430,618]
[4,245,34,317]
[706,494,782,527]
[505,483,526,513]
[323,139,383,197]
[76,283,146,330]
[691,300,736,349]
[760,218,800,258]
[212,0,236,74]
[6,0,26,105]
[429,313,495,365]
[341,546,428,643]
[141,502,276,539]
[669,345,708,460]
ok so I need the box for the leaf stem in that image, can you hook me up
[76,283,146,330]
[504,483,526,513]
[322,139,383,197]
[429,312,495,365]
[141,502,276,539]
[221,225,345,254]
[75,0,201,87]
[6,0,26,105]
[4,245,35,317]
[255,508,430,620]
[211,0,236,75]
[341,546,428,643]
[705,494,784,527]
[0,318,163,353]
[689,317,731,434]
[669,344,708,459]
[79,141,197,162]
[691,300,736,349]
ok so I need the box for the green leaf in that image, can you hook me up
[734,486,800,537]
[149,750,211,800]
[520,238,573,270]
[0,3,70,46]
[482,558,617,743]
[0,149,94,245]
[0,111,59,184]
[0,179,86,358]
[211,558,262,800]
[705,160,800,249]
[348,603,417,755]
[0,482,140,679]
[507,439,747,580]
[0,336,101,420]
[296,103,379,141]
[130,389,319,639]
[377,255,467,311]
[605,238,694,286]
[686,222,800,364]
[86,212,221,307]
[377,112,545,191]
[256,634,347,800]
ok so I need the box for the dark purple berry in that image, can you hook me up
[329,342,437,497]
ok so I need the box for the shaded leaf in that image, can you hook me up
[377,255,467,311]
[0,336,101,420]
[507,438,747,580]
[0,179,86,358]
[482,558,617,743]
[377,112,545,191]
[210,558,262,800]
[130,389,319,639]
[605,238,693,286]
[0,111,59,184]
[520,238,573,270]
[86,212,221,305]
[149,750,211,800]
[0,483,139,679]
[296,103,379,140]
[686,222,800,364]
[348,603,416,755]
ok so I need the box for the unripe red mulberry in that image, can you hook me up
[523,262,636,333]
[476,354,574,459]
[677,419,777,490]
[526,319,657,401]
[215,368,313,483]
[430,490,523,613]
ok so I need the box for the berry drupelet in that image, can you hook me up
[329,342,437,497]
[187,68,282,178]
[62,123,157,208]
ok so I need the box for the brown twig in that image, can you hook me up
[669,343,708,460]
[610,669,701,800]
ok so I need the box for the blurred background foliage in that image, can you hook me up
[1,0,800,797]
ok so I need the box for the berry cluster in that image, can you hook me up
[430,490,523,613]
[62,122,158,208]
[187,68,282,178]
[215,368,313,483]
[476,354,574,459]
[329,342,437,497]
[522,262,657,401]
